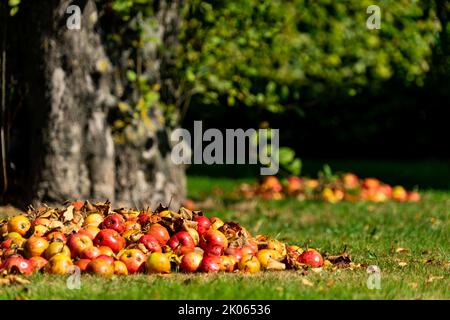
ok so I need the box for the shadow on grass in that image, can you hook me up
[187,158,450,190]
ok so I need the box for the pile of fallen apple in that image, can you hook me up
[237,174,420,203]
[0,201,351,277]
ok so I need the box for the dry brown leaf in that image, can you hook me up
[396,247,409,253]
[398,262,408,267]
[302,278,314,287]
[62,206,74,222]
[311,267,323,273]
[426,276,444,283]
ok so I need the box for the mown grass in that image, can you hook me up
[0,172,449,300]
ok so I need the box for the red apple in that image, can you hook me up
[180,252,203,273]
[46,231,67,243]
[94,229,125,253]
[146,224,170,246]
[168,231,195,255]
[286,176,302,193]
[98,246,115,257]
[67,233,93,258]
[87,257,114,277]
[119,249,146,274]
[102,214,126,233]
[224,247,243,261]
[96,254,115,265]
[75,259,91,272]
[1,255,34,275]
[24,236,49,258]
[194,216,211,235]
[201,229,228,250]
[29,256,48,271]
[80,246,102,260]
[203,244,224,256]
[408,191,421,202]
[343,173,359,189]
[137,211,152,226]
[298,248,323,267]
[199,255,221,273]
[138,235,162,253]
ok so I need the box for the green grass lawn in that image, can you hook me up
[1,170,449,300]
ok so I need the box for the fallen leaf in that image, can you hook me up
[302,278,314,287]
[62,206,74,222]
[426,276,444,283]
[311,267,323,273]
[396,247,409,253]
[398,262,408,267]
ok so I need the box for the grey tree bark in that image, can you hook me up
[0,0,186,210]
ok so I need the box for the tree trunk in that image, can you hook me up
[1,0,186,210]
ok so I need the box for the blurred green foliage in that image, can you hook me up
[179,0,441,113]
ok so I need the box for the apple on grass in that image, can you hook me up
[224,247,243,261]
[44,253,73,275]
[119,249,146,274]
[199,255,221,273]
[75,259,91,272]
[29,256,48,271]
[87,257,114,277]
[146,252,171,274]
[1,255,34,275]
[298,248,323,268]
[114,261,128,275]
[180,252,203,273]
[238,255,260,273]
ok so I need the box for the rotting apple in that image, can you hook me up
[220,255,237,272]
[256,249,285,270]
[203,244,224,256]
[102,213,126,233]
[186,228,200,246]
[138,235,162,253]
[1,255,34,275]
